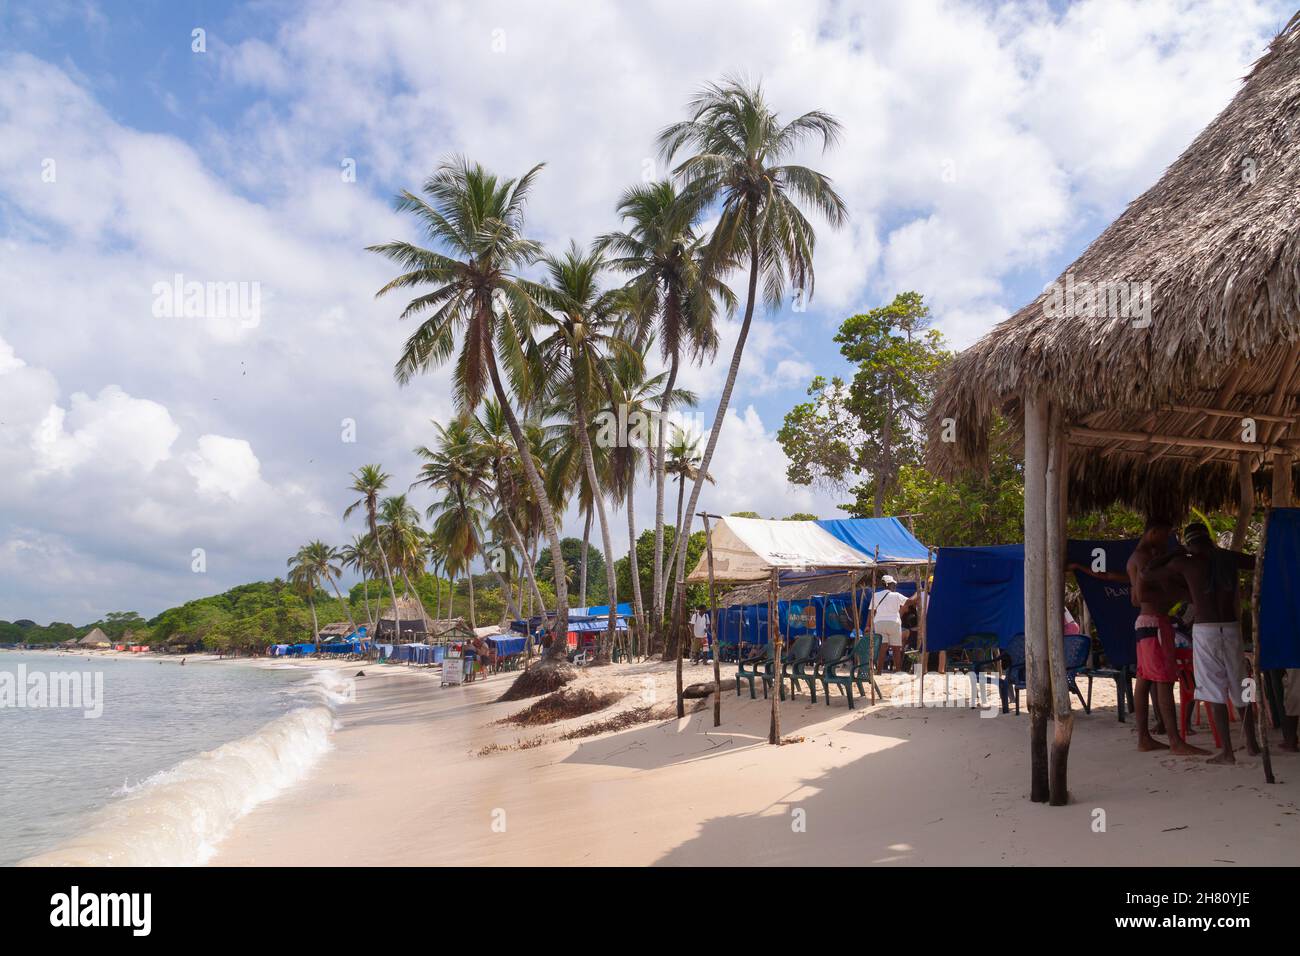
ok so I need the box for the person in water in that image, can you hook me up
[1142,522,1257,764]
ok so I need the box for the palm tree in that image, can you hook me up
[339,534,377,628]
[378,494,433,628]
[601,180,731,652]
[663,427,713,588]
[413,417,523,621]
[534,241,625,662]
[657,76,846,721]
[287,541,341,647]
[469,401,550,619]
[344,465,403,644]
[601,337,697,653]
[369,156,572,659]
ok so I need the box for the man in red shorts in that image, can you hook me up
[1129,520,1207,755]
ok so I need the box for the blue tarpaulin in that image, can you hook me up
[487,634,526,656]
[816,517,931,565]
[927,545,1024,651]
[1067,539,1140,667]
[713,583,916,645]
[567,615,630,633]
[575,603,633,617]
[1260,508,1300,670]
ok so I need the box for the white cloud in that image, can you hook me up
[186,435,264,501]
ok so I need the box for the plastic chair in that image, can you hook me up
[764,635,815,701]
[794,634,849,703]
[735,645,771,699]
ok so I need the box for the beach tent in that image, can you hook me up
[685,516,874,583]
[816,517,931,565]
[486,633,526,657]
[572,602,633,617]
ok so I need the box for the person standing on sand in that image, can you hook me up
[1142,522,1257,764]
[689,606,709,664]
[1072,519,1203,753]
[871,575,908,674]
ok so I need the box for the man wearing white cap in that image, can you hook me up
[871,574,908,673]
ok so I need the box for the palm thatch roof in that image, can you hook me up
[929,14,1300,515]
[429,618,475,642]
[377,595,431,626]
[78,627,109,646]
[318,622,354,638]
[719,571,872,608]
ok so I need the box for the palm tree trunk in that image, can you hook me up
[329,578,357,632]
[458,491,521,620]
[434,565,442,620]
[579,509,591,608]
[359,572,372,628]
[652,354,680,656]
[627,481,646,658]
[505,511,548,618]
[666,473,686,658]
[668,237,761,689]
[371,512,401,645]
[448,574,456,619]
[466,569,477,629]
[574,391,619,664]
[485,354,569,658]
[308,595,320,649]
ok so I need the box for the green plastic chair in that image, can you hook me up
[794,634,850,703]
[764,635,815,702]
[822,634,877,708]
[735,645,771,699]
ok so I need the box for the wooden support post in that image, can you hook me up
[768,568,781,745]
[1232,452,1255,551]
[701,513,722,728]
[1023,393,1051,803]
[1045,404,1073,806]
[1272,452,1294,507]
[1252,511,1275,785]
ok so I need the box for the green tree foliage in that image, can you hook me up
[535,537,607,604]
[779,292,951,516]
[614,525,706,620]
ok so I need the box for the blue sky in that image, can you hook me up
[0,0,1292,623]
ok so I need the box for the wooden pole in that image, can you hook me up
[919,556,932,704]
[701,513,723,728]
[768,567,781,745]
[1252,510,1275,784]
[1023,392,1050,803]
[1272,451,1294,507]
[1045,404,1073,806]
[1232,452,1255,551]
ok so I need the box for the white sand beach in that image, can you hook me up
[211,660,1300,866]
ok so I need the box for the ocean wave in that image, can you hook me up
[19,689,339,867]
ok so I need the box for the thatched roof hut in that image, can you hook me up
[317,622,354,639]
[376,595,432,640]
[78,627,110,647]
[926,16,1300,806]
[929,13,1300,517]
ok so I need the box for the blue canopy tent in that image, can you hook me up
[816,517,932,564]
[486,633,526,657]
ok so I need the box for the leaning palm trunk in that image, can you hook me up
[668,241,761,675]
[651,354,680,655]
[308,597,320,649]
[466,570,476,628]
[371,515,402,646]
[328,578,357,633]
[504,512,547,623]
[579,509,591,608]
[665,473,687,657]
[359,573,373,628]
[574,393,620,663]
[486,358,570,658]
[461,500,522,620]
[626,482,647,657]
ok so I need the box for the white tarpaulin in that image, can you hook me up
[686,516,874,583]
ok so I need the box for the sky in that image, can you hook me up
[0,0,1293,624]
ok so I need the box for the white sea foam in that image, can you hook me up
[19,669,346,867]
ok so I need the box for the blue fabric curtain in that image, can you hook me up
[1260,508,1300,669]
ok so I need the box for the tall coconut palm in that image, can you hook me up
[344,465,403,644]
[339,534,377,628]
[601,180,732,652]
[663,427,713,588]
[287,540,341,647]
[657,77,846,721]
[413,418,523,621]
[369,156,572,659]
[534,241,625,662]
[378,494,433,629]
[601,336,698,654]
[470,401,550,619]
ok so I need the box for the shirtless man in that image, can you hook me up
[1076,520,1205,754]
[1142,522,1257,764]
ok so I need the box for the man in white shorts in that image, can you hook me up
[1142,522,1257,764]
[871,575,908,673]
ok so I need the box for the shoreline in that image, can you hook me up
[209,660,1300,866]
